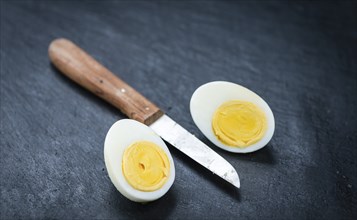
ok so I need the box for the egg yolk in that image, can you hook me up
[122,141,170,192]
[212,100,267,148]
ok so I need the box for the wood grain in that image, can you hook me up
[49,38,163,125]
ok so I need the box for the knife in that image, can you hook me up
[48,38,240,188]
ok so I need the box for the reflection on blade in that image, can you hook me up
[150,114,240,188]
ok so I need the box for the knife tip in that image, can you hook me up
[232,180,240,189]
[228,170,240,189]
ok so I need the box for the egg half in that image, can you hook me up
[190,81,275,153]
[104,119,175,202]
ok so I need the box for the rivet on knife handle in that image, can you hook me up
[48,38,163,125]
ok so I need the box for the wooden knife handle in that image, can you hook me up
[49,38,163,125]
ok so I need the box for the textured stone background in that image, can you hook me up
[1,0,356,219]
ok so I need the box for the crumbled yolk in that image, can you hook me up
[212,100,267,148]
[122,141,170,191]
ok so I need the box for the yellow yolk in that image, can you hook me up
[122,141,170,192]
[212,100,267,148]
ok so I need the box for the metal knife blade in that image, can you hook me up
[150,115,240,188]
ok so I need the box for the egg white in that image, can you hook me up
[190,81,275,153]
[104,119,175,202]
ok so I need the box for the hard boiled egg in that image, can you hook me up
[104,119,175,202]
[190,81,275,153]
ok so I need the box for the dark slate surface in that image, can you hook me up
[1,0,356,219]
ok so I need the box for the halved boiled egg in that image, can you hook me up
[190,81,275,153]
[104,119,175,202]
